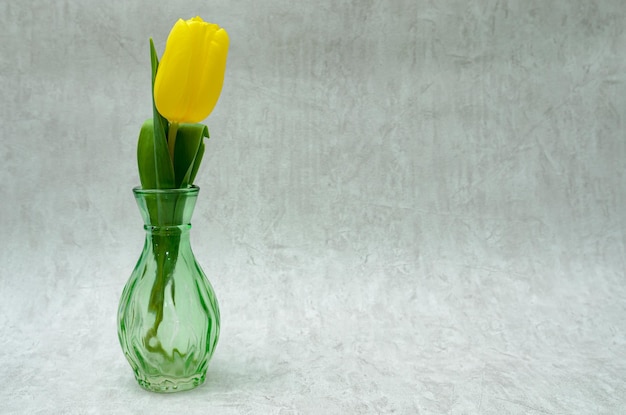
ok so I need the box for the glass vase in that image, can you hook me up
[117,186,220,393]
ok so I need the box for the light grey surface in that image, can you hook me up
[1,0,625,413]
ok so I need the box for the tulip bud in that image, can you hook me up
[154,17,229,123]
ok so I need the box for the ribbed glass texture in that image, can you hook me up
[117,186,220,393]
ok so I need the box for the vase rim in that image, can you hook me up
[133,185,199,195]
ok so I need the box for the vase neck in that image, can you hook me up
[144,223,192,236]
[133,186,199,227]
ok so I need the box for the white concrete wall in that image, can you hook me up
[1,1,624,413]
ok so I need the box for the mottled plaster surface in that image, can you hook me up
[1,1,625,413]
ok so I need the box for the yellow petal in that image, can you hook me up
[154,17,229,123]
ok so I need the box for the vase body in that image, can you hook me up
[117,186,220,393]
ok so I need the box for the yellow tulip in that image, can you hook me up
[154,17,229,123]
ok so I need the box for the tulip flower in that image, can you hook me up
[138,16,228,190]
[154,16,229,124]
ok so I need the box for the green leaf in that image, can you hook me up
[173,123,210,187]
[148,38,174,189]
[189,139,205,186]
[137,119,175,189]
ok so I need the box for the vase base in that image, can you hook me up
[135,372,206,393]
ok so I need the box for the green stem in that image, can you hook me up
[142,193,185,360]
[168,122,179,161]
[145,229,181,359]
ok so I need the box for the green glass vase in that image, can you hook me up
[117,186,220,393]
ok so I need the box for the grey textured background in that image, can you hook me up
[1,0,625,413]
